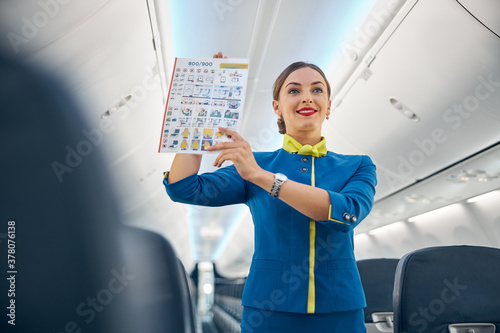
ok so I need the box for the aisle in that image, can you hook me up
[202,319,220,333]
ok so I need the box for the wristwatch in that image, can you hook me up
[269,173,287,198]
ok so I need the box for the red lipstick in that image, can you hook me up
[297,107,317,116]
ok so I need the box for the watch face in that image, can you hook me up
[275,173,287,181]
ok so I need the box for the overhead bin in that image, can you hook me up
[358,143,500,234]
[328,0,500,201]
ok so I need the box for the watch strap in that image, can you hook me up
[269,175,285,197]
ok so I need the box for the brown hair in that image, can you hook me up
[273,62,331,134]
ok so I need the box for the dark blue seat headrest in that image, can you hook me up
[120,226,196,333]
[393,245,500,333]
[357,258,399,322]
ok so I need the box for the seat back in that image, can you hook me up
[0,53,136,332]
[393,245,500,333]
[357,259,399,332]
[0,53,197,333]
[120,227,197,333]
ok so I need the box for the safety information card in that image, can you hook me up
[158,57,249,153]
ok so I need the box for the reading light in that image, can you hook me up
[403,194,442,204]
[389,97,420,122]
[101,94,132,118]
[446,169,497,183]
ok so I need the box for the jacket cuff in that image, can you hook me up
[326,192,361,232]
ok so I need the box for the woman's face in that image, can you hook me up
[273,67,331,138]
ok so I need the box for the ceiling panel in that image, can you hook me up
[0,0,111,55]
[20,0,158,131]
[257,0,377,96]
[169,0,260,58]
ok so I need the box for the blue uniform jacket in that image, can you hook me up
[164,143,377,314]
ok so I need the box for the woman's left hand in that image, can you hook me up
[206,127,262,181]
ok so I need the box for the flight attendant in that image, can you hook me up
[164,52,376,332]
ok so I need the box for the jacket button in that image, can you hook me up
[300,167,308,172]
[350,215,357,223]
[342,212,350,221]
[301,157,309,163]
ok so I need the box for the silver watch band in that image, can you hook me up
[269,173,287,197]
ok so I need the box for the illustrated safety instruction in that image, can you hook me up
[158,57,249,153]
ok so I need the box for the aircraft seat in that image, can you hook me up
[0,52,136,332]
[357,258,399,333]
[0,52,196,333]
[120,226,198,333]
[179,258,201,332]
[393,245,500,333]
[213,278,246,332]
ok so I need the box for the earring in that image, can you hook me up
[326,115,330,120]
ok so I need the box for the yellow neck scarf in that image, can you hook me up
[282,134,327,157]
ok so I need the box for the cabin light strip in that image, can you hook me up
[466,190,500,203]
[367,221,403,235]
[408,204,461,223]
[358,191,500,238]
[353,233,369,242]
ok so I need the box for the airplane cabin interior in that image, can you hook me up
[1,0,499,332]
